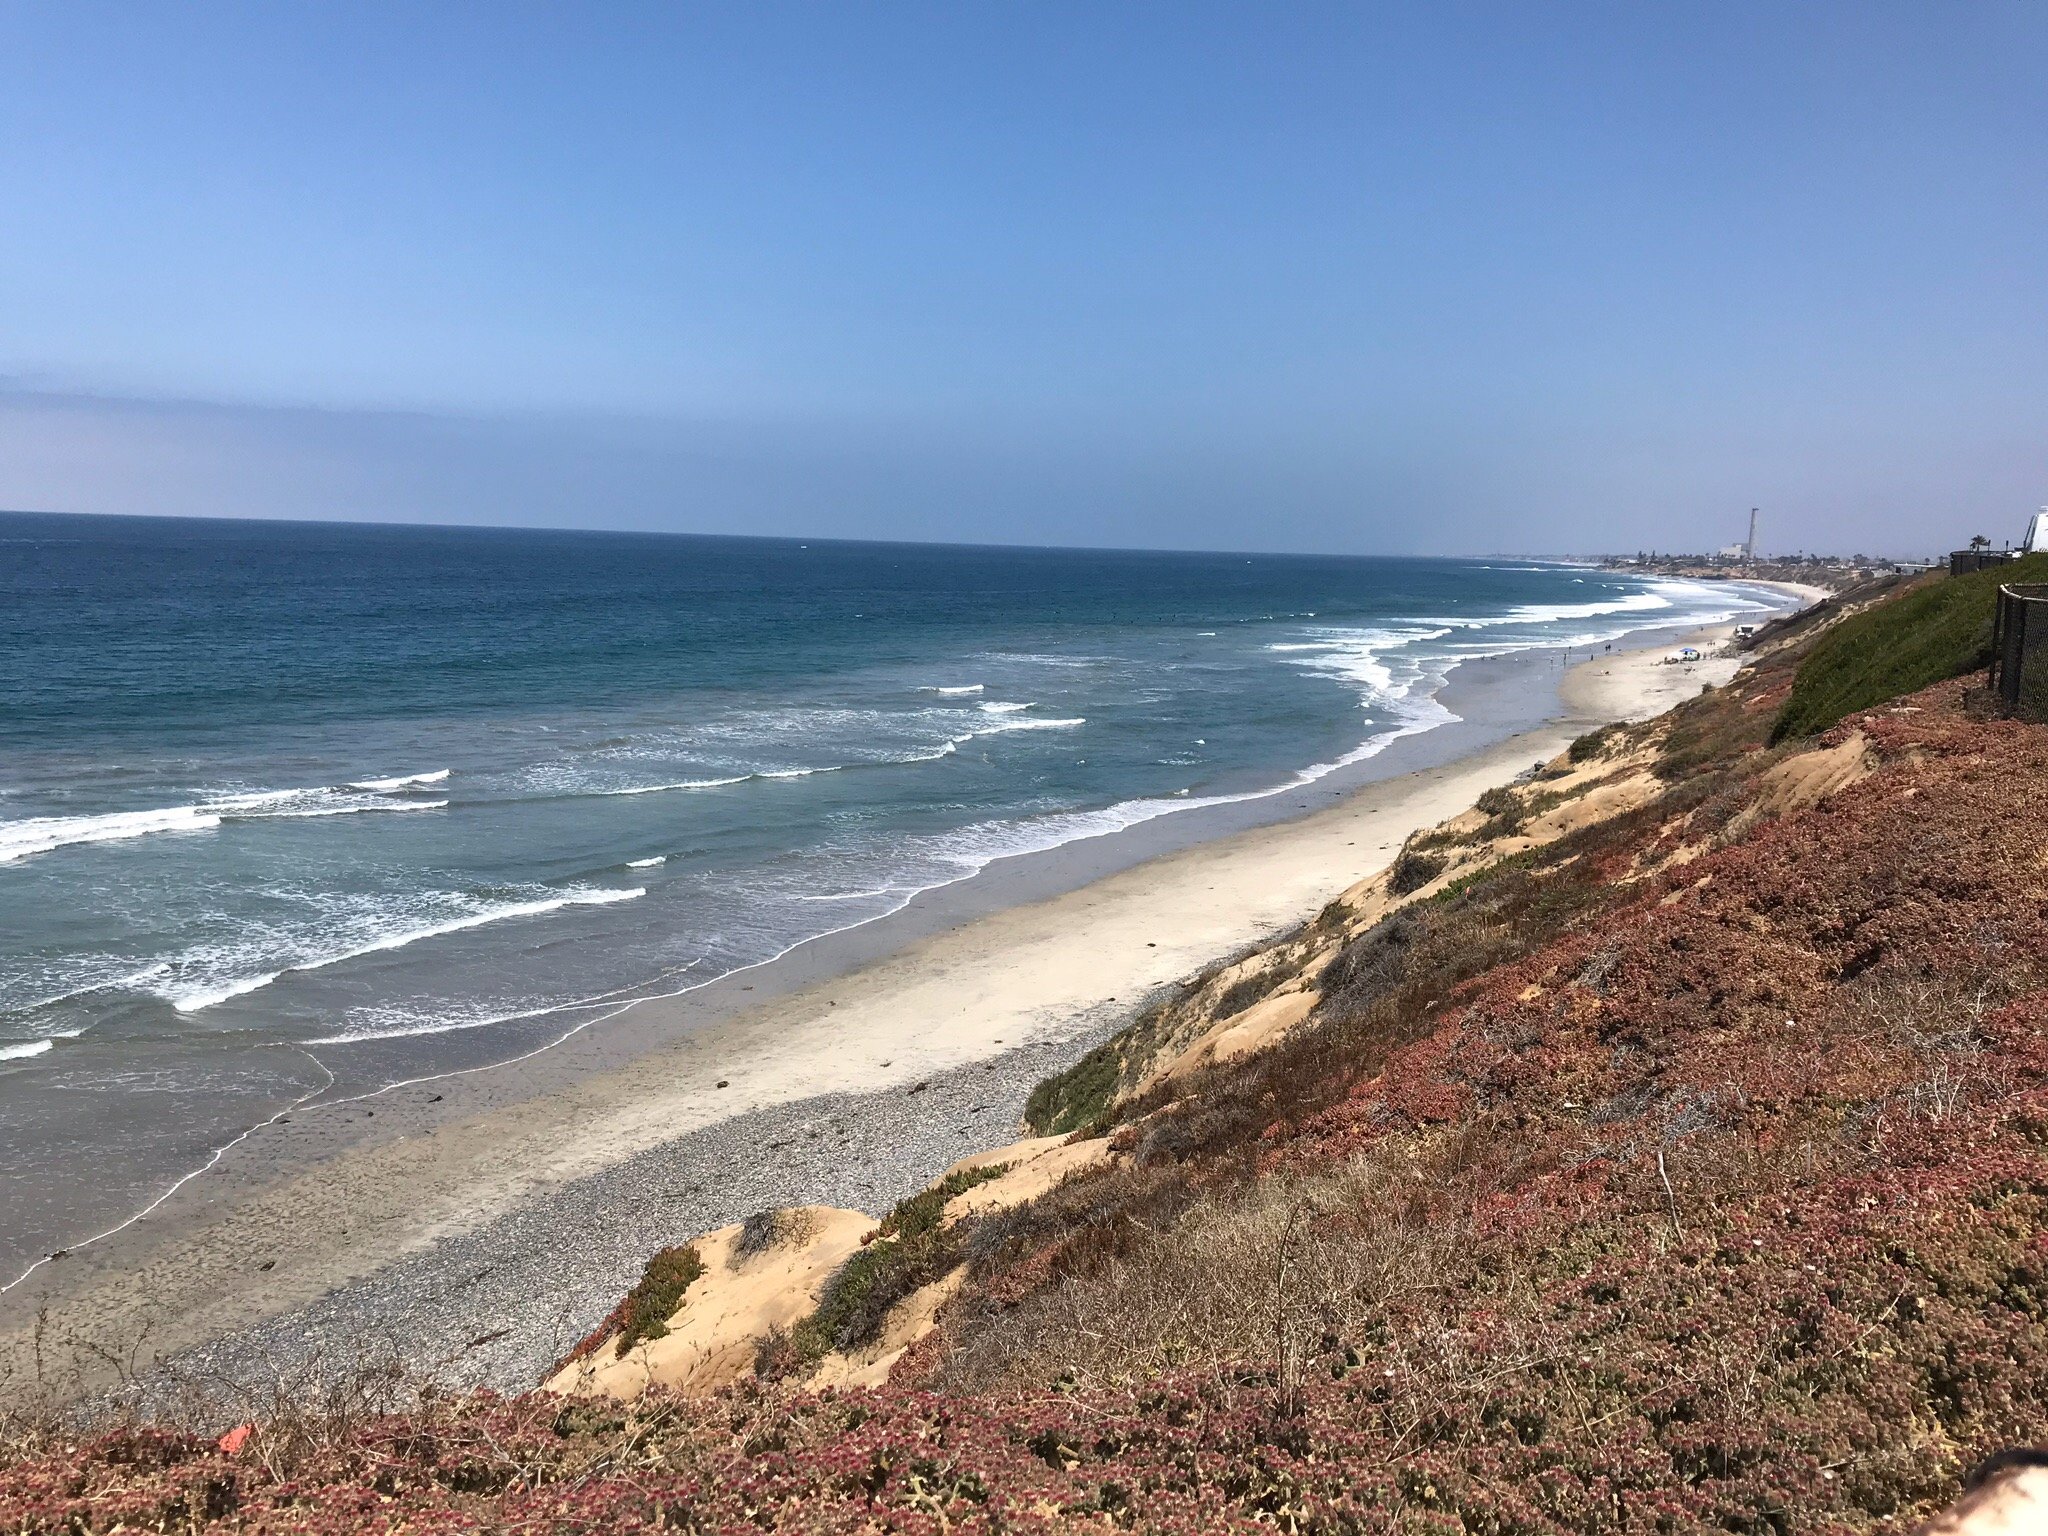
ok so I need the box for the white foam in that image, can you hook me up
[626,856,666,868]
[163,887,647,1013]
[0,1040,53,1062]
[1470,590,1672,626]
[598,775,750,796]
[580,748,967,798]
[347,769,451,791]
[918,707,1446,881]
[966,715,1085,736]
[531,705,1099,802]
[0,781,451,866]
[0,806,222,864]
[301,957,705,1046]
[920,684,984,695]
[1268,626,1455,714]
[1425,579,1767,636]
[165,971,282,1013]
[868,621,1466,886]
[912,574,1743,891]
[907,628,1462,878]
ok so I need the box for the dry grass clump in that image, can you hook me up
[1385,844,1446,895]
[945,1154,1463,1395]
[1,1312,475,1496]
[734,1206,818,1258]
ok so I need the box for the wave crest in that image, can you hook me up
[0,773,454,866]
[160,886,646,1013]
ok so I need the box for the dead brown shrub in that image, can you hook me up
[943,1153,1466,1395]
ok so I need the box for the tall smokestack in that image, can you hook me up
[1746,507,1758,561]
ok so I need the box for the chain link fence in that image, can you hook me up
[1990,583,2048,721]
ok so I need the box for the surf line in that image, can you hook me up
[0,1048,336,1297]
[0,862,957,1295]
[0,960,702,1297]
[0,872,952,1293]
[286,865,976,1119]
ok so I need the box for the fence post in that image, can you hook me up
[1992,586,2007,699]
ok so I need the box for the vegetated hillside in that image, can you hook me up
[10,604,2048,1535]
[1770,553,2048,742]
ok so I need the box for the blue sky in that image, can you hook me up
[2,2,2044,555]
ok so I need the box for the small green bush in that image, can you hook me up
[1387,848,1446,895]
[1474,785,1520,818]
[1568,723,1619,763]
[1025,1041,1123,1136]
[613,1244,705,1356]
[1212,967,1280,1019]
[785,1164,1010,1365]
[878,1163,1010,1242]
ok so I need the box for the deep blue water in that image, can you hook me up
[0,511,1774,1270]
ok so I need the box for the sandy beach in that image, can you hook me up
[0,597,1806,1402]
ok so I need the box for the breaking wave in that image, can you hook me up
[156,887,646,1013]
[0,774,452,866]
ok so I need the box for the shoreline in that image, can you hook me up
[0,590,1805,1397]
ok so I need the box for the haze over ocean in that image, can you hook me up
[3,4,2045,555]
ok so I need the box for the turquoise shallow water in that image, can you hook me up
[0,511,1775,1270]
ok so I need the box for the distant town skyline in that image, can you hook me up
[3,2,2044,558]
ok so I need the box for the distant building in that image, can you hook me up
[1952,547,2019,576]
[2024,509,2048,554]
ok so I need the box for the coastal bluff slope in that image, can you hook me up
[9,563,2048,1533]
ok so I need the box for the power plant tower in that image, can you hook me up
[1745,507,1758,562]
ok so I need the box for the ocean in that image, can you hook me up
[0,511,1776,1276]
